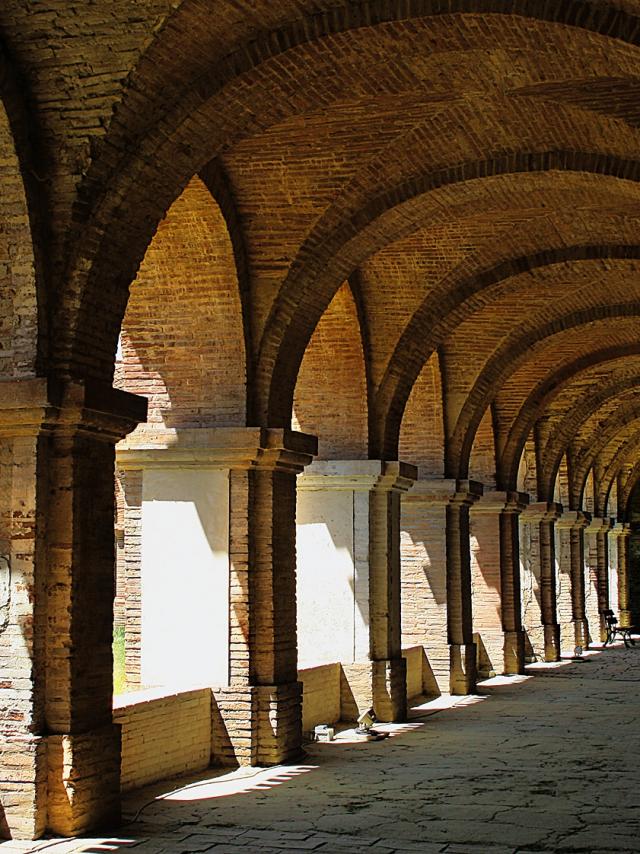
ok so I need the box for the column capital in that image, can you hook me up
[520,501,562,523]
[297,459,416,492]
[555,510,590,531]
[404,477,482,506]
[0,377,146,441]
[452,479,484,506]
[471,489,529,516]
[117,426,317,473]
[610,521,631,539]
[584,515,612,534]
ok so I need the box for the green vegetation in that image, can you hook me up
[113,625,126,695]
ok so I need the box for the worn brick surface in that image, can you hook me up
[5,0,640,842]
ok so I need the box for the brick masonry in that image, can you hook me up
[3,0,640,842]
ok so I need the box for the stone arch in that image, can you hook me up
[399,351,444,478]
[61,1,640,392]
[379,242,640,460]
[292,281,368,459]
[262,161,640,431]
[621,463,640,519]
[114,175,247,429]
[0,63,42,378]
[538,382,640,502]
[567,406,640,507]
[594,430,640,516]
[452,306,640,479]
[500,346,640,491]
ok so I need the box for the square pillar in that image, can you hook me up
[446,482,483,694]
[519,502,562,662]
[470,491,528,677]
[555,511,589,650]
[118,427,317,767]
[297,461,416,723]
[0,378,146,840]
[555,511,588,652]
[401,479,458,695]
[584,517,611,644]
[611,523,632,626]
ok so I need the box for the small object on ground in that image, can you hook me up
[314,724,335,742]
[353,707,389,742]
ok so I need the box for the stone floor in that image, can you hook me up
[5,644,640,853]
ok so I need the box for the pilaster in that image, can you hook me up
[119,426,317,766]
[555,511,590,649]
[470,491,528,677]
[610,522,632,627]
[0,377,146,839]
[520,502,562,662]
[446,481,483,694]
[297,460,415,722]
[584,516,612,644]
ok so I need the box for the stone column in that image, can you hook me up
[584,517,611,644]
[0,378,145,839]
[520,502,562,662]
[470,491,528,678]
[556,512,590,650]
[555,511,589,652]
[118,427,316,768]
[297,461,415,723]
[401,479,457,695]
[611,523,632,626]
[446,482,483,694]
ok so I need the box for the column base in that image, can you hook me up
[543,623,561,662]
[573,618,589,649]
[340,658,407,723]
[619,609,633,628]
[0,734,47,840]
[503,630,525,674]
[212,682,303,767]
[47,724,121,838]
[449,643,477,695]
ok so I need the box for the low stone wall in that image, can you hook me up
[299,663,341,733]
[114,688,211,791]
[403,645,425,700]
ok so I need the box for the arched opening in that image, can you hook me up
[112,175,247,789]
[469,407,497,490]
[292,283,374,727]
[627,481,640,626]
[468,407,504,676]
[517,434,545,661]
[581,468,603,644]
[553,455,574,649]
[292,282,367,459]
[398,352,447,696]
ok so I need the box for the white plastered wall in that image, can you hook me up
[141,468,230,688]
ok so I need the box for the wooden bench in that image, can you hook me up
[603,609,636,648]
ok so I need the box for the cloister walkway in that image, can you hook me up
[6,645,640,854]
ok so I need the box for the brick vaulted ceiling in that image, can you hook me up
[3,1,640,510]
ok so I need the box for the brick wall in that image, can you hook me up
[293,283,368,459]
[299,664,341,734]
[113,688,211,792]
[114,176,246,431]
[399,353,444,478]
[402,646,425,701]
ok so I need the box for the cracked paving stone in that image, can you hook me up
[11,647,640,854]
